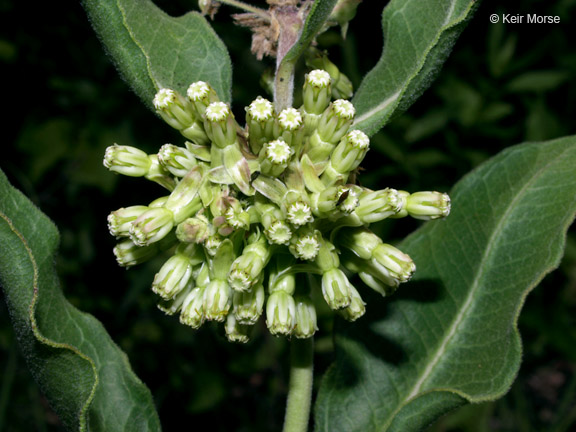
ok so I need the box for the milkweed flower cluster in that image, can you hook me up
[103,69,450,342]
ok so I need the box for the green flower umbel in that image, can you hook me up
[103,72,451,342]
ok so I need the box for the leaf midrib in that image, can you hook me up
[385,144,569,429]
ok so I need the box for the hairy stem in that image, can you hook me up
[274,60,296,111]
[215,0,271,20]
[283,337,314,432]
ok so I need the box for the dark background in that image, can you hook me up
[1,0,575,431]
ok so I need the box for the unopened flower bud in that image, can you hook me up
[355,188,401,223]
[153,88,196,129]
[108,205,148,238]
[233,282,265,325]
[180,287,205,328]
[303,69,332,115]
[103,145,151,177]
[203,280,232,322]
[187,80,218,117]
[372,243,415,283]
[246,96,275,154]
[152,253,193,300]
[176,214,213,243]
[158,144,197,177]
[338,283,365,321]
[293,296,318,338]
[204,101,238,148]
[330,130,370,173]
[266,291,296,336]
[406,191,451,220]
[130,207,174,246]
[225,314,250,343]
[113,234,177,268]
[228,235,271,291]
[317,99,355,143]
[322,268,352,310]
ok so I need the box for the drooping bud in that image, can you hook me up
[225,314,250,343]
[354,188,402,224]
[228,234,271,291]
[266,290,296,336]
[327,130,369,176]
[233,282,265,325]
[180,287,206,328]
[321,268,352,310]
[293,296,318,339]
[338,283,366,321]
[203,280,232,322]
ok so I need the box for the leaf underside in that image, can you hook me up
[0,169,161,432]
[315,136,576,431]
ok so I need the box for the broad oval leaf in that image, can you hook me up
[315,136,576,431]
[352,0,477,136]
[82,0,232,107]
[0,169,161,432]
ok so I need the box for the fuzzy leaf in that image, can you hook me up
[352,0,477,136]
[0,169,161,432]
[82,0,232,108]
[283,0,339,64]
[316,136,576,431]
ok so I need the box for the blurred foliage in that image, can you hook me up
[0,0,575,431]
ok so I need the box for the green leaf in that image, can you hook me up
[352,0,478,136]
[0,169,161,432]
[82,0,232,108]
[282,0,339,64]
[315,136,576,431]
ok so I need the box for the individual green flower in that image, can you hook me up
[180,287,206,329]
[246,96,275,154]
[153,88,196,129]
[225,314,251,343]
[129,207,175,247]
[321,268,352,310]
[228,234,271,291]
[266,290,296,336]
[187,80,218,117]
[233,282,265,325]
[158,143,198,177]
[406,191,451,220]
[103,144,151,177]
[338,283,365,321]
[204,101,238,148]
[293,296,318,339]
[107,205,148,238]
[303,69,332,115]
[203,280,232,322]
[289,229,321,261]
[259,139,293,177]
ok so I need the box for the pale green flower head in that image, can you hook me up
[104,71,451,342]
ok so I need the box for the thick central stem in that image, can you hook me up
[282,337,314,432]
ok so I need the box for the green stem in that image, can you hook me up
[274,60,296,111]
[215,0,270,20]
[283,337,314,432]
